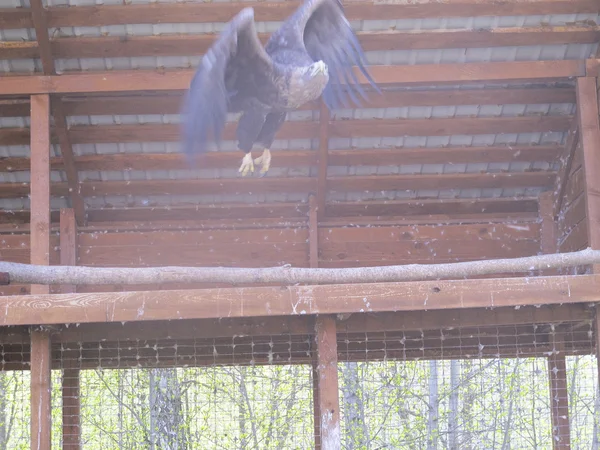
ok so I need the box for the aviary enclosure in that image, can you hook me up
[0,0,600,448]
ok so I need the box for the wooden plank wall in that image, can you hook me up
[0,221,541,295]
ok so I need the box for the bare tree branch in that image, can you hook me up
[0,248,599,287]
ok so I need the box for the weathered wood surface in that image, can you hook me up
[0,116,572,146]
[1,0,596,30]
[315,316,341,450]
[577,77,600,275]
[0,274,599,326]
[30,329,52,450]
[29,94,51,297]
[40,303,589,344]
[0,61,586,95]
[0,89,576,119]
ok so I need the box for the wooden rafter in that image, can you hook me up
[0,116,574,146]
[316,101,329,219]
[2,26,599,60]
[1,0,597,30]
[0,87,578,118]
[0,61,587,96]
[0,171,557,199]
[0,145,564,173]
[29,0,86,227]
[552,121,580,218]
[0,197,541,229]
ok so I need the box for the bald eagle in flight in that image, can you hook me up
[181,0,379,176]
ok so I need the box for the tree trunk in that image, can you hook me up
[448,360,460,450]
[149,368,186,450]
[341,362,369,449]
[3,248,600,285]
[426,360,439,450]
[0,373,7,450]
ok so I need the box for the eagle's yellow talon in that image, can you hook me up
[254,148,271,176]
[239,153,254,176]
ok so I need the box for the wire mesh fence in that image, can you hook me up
[57,335,315,449]
[336,322,598,450]
[0,316,597,449]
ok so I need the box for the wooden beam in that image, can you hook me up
[2,26,597,60]
[69,197,540,224]
[30,329,52,450]
[0,87,577,118]
[51,103,86,227]
[41,304,589,346]
[548,331,571,449]
[553,122,580,218]
[0,145,564,173]
[309,195,319,269]
[59,209,77,292]
[596,304,600,391]
[0,171,556,200]
[540,191,558,252]
[326,172,556,192]
[29,93,53,450]
[540,191,559,276]
[0,274,599,326]
[307,195,321,448]
[329,116,572,138]
[576,77,600,275]
[45,303,590,344]
[0,61,587,95]
[0,0,590,29]
[324,197,539,218]
[29,0,55,74]
[314,316,340,450]
[30,0,86,227]
[0,199,540,230]
[316,101,329,218]
[30,94,51,296]
[0,116,572,147]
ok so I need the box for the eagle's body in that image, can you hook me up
[182,0,378,176]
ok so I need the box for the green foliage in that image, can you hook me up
[0,356,598,448]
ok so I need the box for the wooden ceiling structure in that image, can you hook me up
[1,0,600,448]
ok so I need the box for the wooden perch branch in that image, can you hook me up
[1,248,599,287]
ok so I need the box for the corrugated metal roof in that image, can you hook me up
[0,0,591,214]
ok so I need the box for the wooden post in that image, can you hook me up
[314,316,340,450]
[308,195,322,448]
[576,76,600,385]
[596,305,600,395]
[548,330,571,449]
[30,93,52,450]
[31,330,52,450]
[60,209,80,449]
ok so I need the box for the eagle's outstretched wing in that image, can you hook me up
[277,0,379,110]
[181,8,274,158]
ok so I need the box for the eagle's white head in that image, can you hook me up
[285,60,330,108]
[308,60,328,78]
